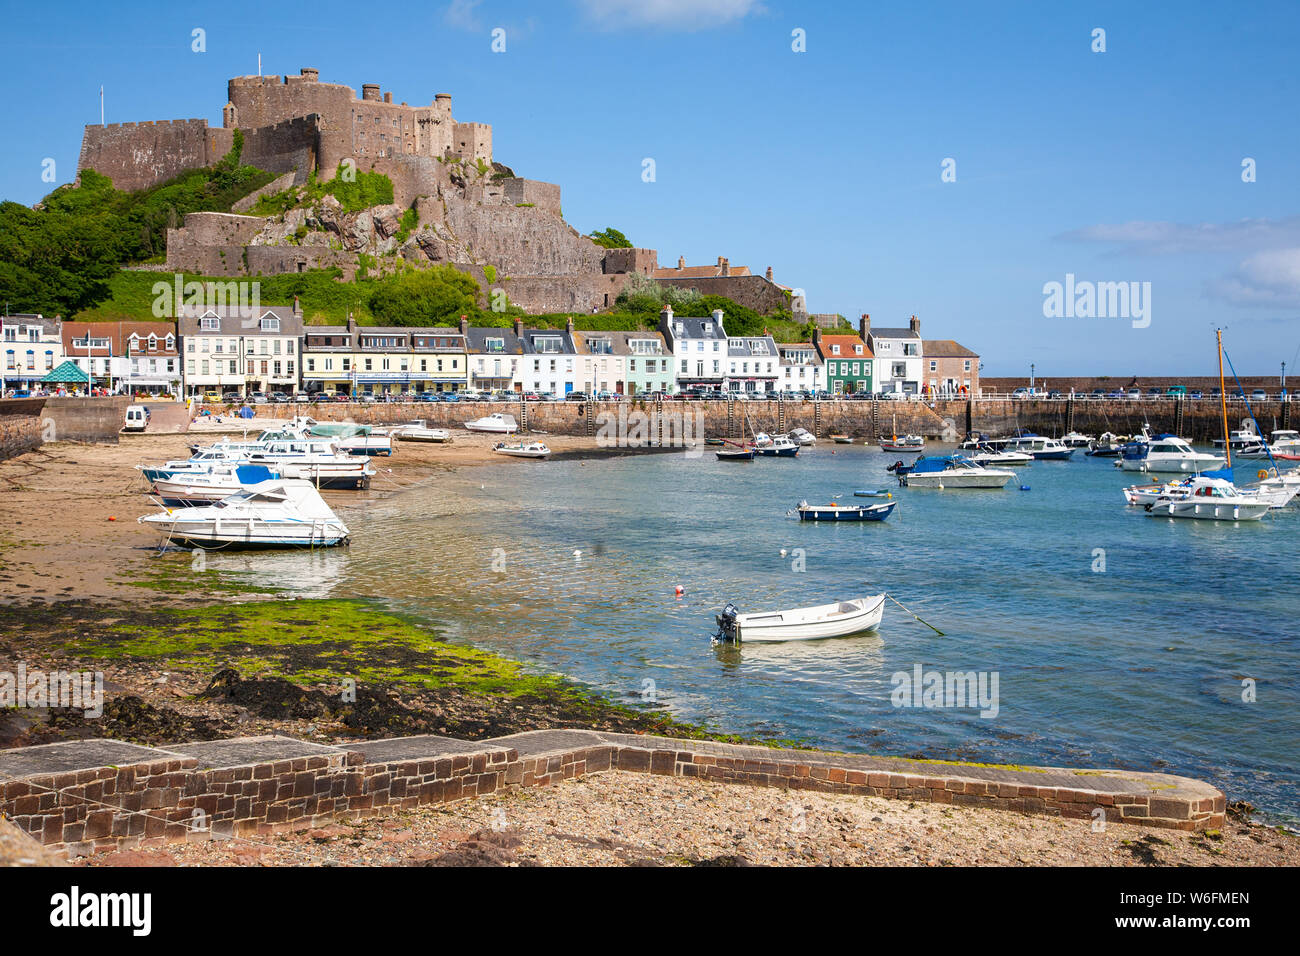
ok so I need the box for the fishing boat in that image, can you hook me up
[1212,427,1269,459]
[1117,435,1224,474]
[1143,477,1270,521]
[492,440,550,459]
[795,499,896,521]
[1086,432,1128,457]
[138,479,351,548]
[464,412,518,433]
[899,455,1016,489]
[151,464,281,506]
[714,594,886,643]
[830,433,854,444]
[705,438,728,446]
[879,434,925,453]
[755,435,800,457]
[394,422,452,443]
[789,427,817,446]
[716,446,756,461]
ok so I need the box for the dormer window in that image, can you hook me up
[831,345,840,355]
[260,317,280,332]
[200,316,220,331]
[854,346,862,355]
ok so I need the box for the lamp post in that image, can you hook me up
[1030,362,1035,392]
[1282,361,1287,399]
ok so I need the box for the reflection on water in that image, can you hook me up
[210,445,1300,825]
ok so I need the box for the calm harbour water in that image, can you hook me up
[215,444,1300,826]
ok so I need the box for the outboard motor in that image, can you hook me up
[715,603,740,643]
[886,459,906,473]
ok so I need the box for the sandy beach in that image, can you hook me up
[0,427,616,603]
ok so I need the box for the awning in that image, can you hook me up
[41,361,90,384]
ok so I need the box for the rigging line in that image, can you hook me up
[1223,348,1280,475]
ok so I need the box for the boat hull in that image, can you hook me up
[756,446,799,457]
[1119,456,1226,473]
[725,595,886,642]
[903,472,1013,488]
[1146,500,1269,520]
[797,501,896,521]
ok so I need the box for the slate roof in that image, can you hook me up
[869,327,920,340]
[176,305,303,336]
[464,326,522,354]
[923,339,979,358]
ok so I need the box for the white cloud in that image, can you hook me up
[1206,248,1300,308]
[1058,216,1300,255]
[575,0,763,31]
[444,0,483,31]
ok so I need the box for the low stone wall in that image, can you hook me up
[213,399,950,440]
[0,729,1226,857]
[39,397,131,444]
[0,398,47,460]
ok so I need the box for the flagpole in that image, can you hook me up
[100,86,104,125]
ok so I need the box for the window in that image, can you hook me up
[930,361,937,371]
[260,317,280,332]
[485,338,504,353]
[831,345,840,355]
[200,316,220,331]
[964,360,971,372]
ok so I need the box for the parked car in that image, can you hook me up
[1146,388,1162,398]
[332,393,352,403]
[270,392,290,403]
[1047,390,1062,399]
[1188,390,1203,399]
[1126,390,1142,400]
[1165,385,1187,397]
[1251,389,1268,401]
[1012,387,1032,400]
[567,391,589,402]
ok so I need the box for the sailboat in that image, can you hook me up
[878,414,925,453]
[1142,331,1264,522]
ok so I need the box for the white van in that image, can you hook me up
[123,405,149,432]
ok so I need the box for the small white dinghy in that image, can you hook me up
[464,413,518,433]
[394,422,452,443]
[715,594,885,643]
[493,440,551,459]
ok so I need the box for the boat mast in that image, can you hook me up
[1217,328,1231,469]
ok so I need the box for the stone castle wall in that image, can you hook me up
[240,116,319,184]
[657,274,793,315]
[77,119,215,192]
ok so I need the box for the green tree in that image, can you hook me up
[588,227,632,249]
[365,265,484,326]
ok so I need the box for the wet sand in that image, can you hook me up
[0,430,616,604]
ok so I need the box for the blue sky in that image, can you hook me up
[3,0,1299,375]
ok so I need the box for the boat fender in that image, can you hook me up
[674,585,684,596]
[1258,469,1268,480]
[1019,486,1030,491]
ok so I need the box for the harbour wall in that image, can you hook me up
[201,397,1293,442]
[0,399,48,461]
[39,397,132,445]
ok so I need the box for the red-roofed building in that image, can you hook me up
[813,319,874,395]
[62,321,180,396]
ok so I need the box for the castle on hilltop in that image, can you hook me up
[76,69,805,318]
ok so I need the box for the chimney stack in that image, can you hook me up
[513,318,524,339]
[565,316,574,333]
[677,256,685,270]
[765,266,773,281]
[383,92,392,104]
[859,313,870,341]
[909,314,920,334]
[720,257,730,277]
[293,295,301,317]
[813,327,822,346]
[362,84,381,102]
[459,314,468,336]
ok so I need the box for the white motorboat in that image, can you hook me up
[1118,435,1225,474]
[899,455,1017,489]
[1120,477,1296,509]
[1268,429,1300,455]
[714,594,885,643]
[151,463,282,505]
[492,440,550,459]
[394,422,452,443]
[789,427,817,446]
[998,434,1074,460]
[1060,431,1094,448]
[965,447,1033,467]
[1142,476,1270,521]
[464,412,518,433]
[139,479,351,548]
